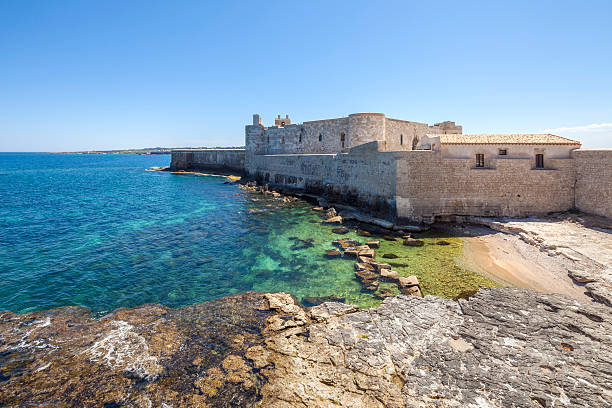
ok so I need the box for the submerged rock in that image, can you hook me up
[374,288,395,300]
[403,237,424,247]
[332,227,349,234]
[382,253,399,259]
[301,295,346,308]
[357,229,372,237]
[325,249,342,258]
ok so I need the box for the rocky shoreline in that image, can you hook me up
[1,288,610,407]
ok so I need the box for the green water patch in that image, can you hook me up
[372,232,498,300]
[242,197,498,309]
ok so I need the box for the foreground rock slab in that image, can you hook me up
[253,288,612,408]
[1,288,610,407]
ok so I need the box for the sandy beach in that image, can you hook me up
[453,216,612,304]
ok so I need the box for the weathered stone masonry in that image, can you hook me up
[170,148,245,174]
[170,113,611,221]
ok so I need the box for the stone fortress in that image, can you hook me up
[171,113,612,222]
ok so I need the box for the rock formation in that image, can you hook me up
[1,288,610,407]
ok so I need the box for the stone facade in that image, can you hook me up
[170,148,245,173]
[574,149,612,218]
[170,113,611,221]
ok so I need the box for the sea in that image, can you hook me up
[0,153,494,315]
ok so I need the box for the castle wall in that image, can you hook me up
[347,113,386,148]
[301,118,349,153]
[246,142,397,217]
[383,118,429,151]
[170,149,245,173]
[574,149,612,218]
[395,151,576,222]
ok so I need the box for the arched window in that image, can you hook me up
[400,134,403,145]
[340,132,345,148]
[319,133,322,142]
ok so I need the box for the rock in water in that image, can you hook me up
[301,295,345,307]
[325,249,341,258]
[322,216,342,224]
[382,253,399,259]
[380,269,399,282]
[357,229,371,237]
[365,240,380,248]
[403,237,425,247]
[332,227,349,234]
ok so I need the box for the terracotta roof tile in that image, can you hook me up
[436,134,580,145]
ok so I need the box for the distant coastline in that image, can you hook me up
[56,146,245,155]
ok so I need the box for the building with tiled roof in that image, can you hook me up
[438,134,581,145]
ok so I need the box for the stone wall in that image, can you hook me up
[246,142,578,222]
[246,142,397,217]
[395,150,576,222]
[170,149,245,173]
[245,113,459,158]
[574,149,612,218]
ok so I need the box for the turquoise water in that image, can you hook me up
[0,153,495,315]
[0,153,365,314]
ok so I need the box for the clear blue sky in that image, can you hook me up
[1,0,611,151]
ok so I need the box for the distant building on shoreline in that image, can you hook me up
[171,113,611,222]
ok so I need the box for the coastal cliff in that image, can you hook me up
[1,288,610,407]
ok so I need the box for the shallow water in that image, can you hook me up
[0,153,496,314]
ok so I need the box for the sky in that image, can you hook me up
[0,0,611,151]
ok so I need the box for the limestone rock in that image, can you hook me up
[309,302,359,323]
[369,261,391,272]
[325,248,342,257]
[322,216,342,224]
[366,240,380,248]
[256,288,612,408]
[398,275,419,288]
[358,249,375,258]
[403,237,424,247]
[344,249,359,258]
[354,262,374,271]
[380,269,399,282]
[355,269,378,282]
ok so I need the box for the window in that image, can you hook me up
[340,132,345,148]
[319,133,322,142]
[281,136,285,144]
[476,154,485,168]
[299,133,302,143]
[535,154,544,169]
[499,149,507,155]
[400,134,403,145]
